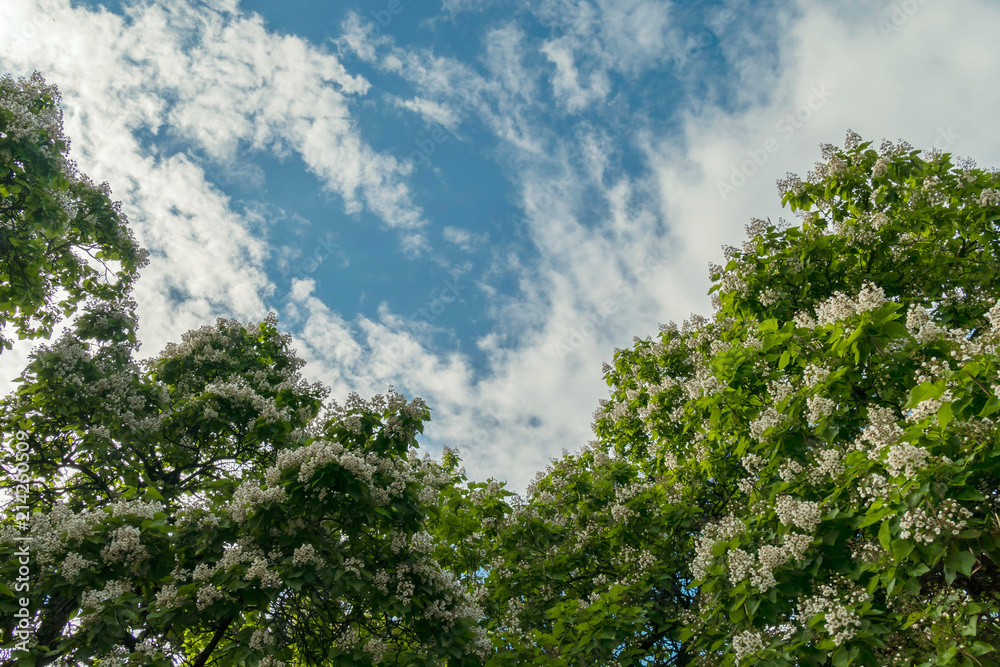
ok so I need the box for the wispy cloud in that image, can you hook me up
[3,0,999,493]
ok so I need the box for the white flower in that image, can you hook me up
[859,406,903,457]
[60,552,94,583]
[985,299,1000,330]
[899,499,972,544]
[906,303,931,333]
[196,584,223,611]
[905,390,953,424]
[885,442,930,478]
[750,407,784,441]
[857,282,886,312]
[806,395,836,423]
[732,629,766,661]
[794,311,818,329]
[292,543,324,568]
[155,584,183,609]
[871,156,889,178]
[775,496,822,533]
[783,532,812,561]
[250,627,276,651]
[778,460,804,482]
[803,364,829,388]
[100,525,149,572]
[978,188,1000,206]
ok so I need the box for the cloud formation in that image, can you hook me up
[2,0,999,493]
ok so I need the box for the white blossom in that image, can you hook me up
[885,442,930,478]
[732,629,766,661]
[775,496,821,533]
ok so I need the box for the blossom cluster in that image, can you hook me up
[796,577,868,645]
[898,499,973,545]
[774,496,822,533]
[691,514,744,580]
[795,281,888,328]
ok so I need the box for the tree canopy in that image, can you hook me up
[444,132,1000,666]
[3,74,1000,667]
[0,72,147,353]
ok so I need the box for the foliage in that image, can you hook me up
[431,133,1000,667]
[0,72,147,353]
[590,133,1000,665]
[0,305,490,666]
[5,69,1000,667]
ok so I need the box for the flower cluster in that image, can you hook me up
[884,442,931,478]
[857,473,891,502]
[691,514,745,580]
[727,532,813,592]
[226,478,288,523]
[806,448,844,485]
[99,525,149,573]
[806,395,836,423]
[775,496,822,533]
[797,578,866,645]
[858,405,903,457]
[979,188,1000,206]
[906,390,953,424]
[811,282,887,326]
[60,552,95,583]
[731,629,766,662]
[750,407,785,442]
[899,499,972,544]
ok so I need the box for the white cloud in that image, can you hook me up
[0,0,446,368]
[4,0,1000,495]
[320,0,1000,493]
[392,95,461,129]
[442,226,488,252]
[540,39,610,113]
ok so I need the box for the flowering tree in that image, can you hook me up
[433,133,1000,667]
[0,301,491,666]
[0,72,147,353]
[591,133,1000,665]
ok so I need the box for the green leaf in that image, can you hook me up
[878,521,892,551]
[891,539,914,562]
[905,381,945,409]
[937,401,954,429]
[970,641,995,656]
[945,550,976,577]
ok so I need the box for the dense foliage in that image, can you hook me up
[0,72,147,353]
[447,132,1000,666]
[4,72,1000,667]
[0,301,491,666]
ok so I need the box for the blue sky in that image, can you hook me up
[2,0,1000,490]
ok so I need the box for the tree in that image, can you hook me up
[432,132,1000,666]
[0,303,491,666]
[0,72,147,353]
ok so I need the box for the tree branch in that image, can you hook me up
[189,615,235,667]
